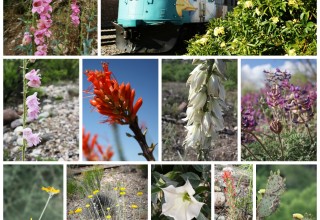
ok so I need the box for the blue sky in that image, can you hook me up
[242,59,317,89]
[82,59,159,161]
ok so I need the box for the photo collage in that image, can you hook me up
[1,0,318,220]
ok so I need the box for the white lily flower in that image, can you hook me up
[161,180,205,220]
[207,75,219,97]
[189,92,207,109]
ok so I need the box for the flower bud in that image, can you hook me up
[269,119,283,134]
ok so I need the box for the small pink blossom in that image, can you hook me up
[70,0,80,26]
[26,92,40,120]
[25,69,41,88]
[35,44,48,56]
[22,32,32,46]
[23,128,41,147]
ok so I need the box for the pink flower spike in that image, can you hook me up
[25,69,41,88]
[26,92,40,120]
[23,128,41,147]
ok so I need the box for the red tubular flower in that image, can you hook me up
[85,63,143,124]
[82,127,114,161]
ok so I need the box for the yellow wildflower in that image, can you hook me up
[113,187,118,191]
[244,1,253,8]
[68,210,74,215]
[88,195,93,198]
[255,8,261,15]
[93,190,99,195]
[258,189,266,194]
[214,27,225,36]
[195,37,208,45]
[120,187,126,191]
[85,204,90,208]
[106,215,112,219]
[287,49,297,56]
[120,191,126,196]
[116,204,120,207]
[41,186,60,195]
[74,208,82,214]
[270,17,279,24]
[293,213,304,219]
[137,191,143,196]
[220,42,226,48]
[288,0,298,7]
[131,204,138,209]
[106,207,111,211]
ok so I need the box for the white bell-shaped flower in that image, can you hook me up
[161,180,205,220]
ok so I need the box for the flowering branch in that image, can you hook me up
[85,63,156,161]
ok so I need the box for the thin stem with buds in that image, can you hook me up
[243,130,274,160]
[241,143,259,161]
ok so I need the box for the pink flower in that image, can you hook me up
[70,0,80,26]
[22,32,32,46]
[26,92,40,120]
[25,69,41,88]
[35,44,48,56]
[23,128,41,147]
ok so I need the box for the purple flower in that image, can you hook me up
[241,107,257,131]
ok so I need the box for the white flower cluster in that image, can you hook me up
[184,59,227,149]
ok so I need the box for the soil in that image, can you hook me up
[162,82,238,161]
[67,165,148,220]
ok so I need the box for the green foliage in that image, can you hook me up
[242,127,317,161]
[257,165,316,219]
[4,165,63,220]
[187,0,316,55]
[81,166,105,194]
[151,165,211,219]
[162,60,237,91]
[3,59,79,105]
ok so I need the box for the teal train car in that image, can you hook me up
[113,0,237,53]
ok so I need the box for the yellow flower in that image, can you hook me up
[270,17,279,24]
[41,186,60,195]
[131,204,138,209]
[288,0,298,7]
[214,27,225,36]
[93,190,99,195]
[113,187,118,191]
[88,195,93,199]
[220,42,226,48]
[137,191,143,196]
[68,210,74,215]
[293,19,298,23]
[120,187,126,191]
[85,204,90,208]
[74,208,82,214]
[244,1,253,8]
[120,191,126,196]
[106,215,112,219]
[293,213,304,219]
[107,207,111,211]
[258,189,266,194]
[255,8,261,15]
[195,37,208,45]
[287,49,297,56]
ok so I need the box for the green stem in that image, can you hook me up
[64,0,71,46]
[245,131,273,160]
[305,123,314,144]
[22,59,28,161]
[241,143,259,161]
[38,195,52,220]
[278,133,284,160]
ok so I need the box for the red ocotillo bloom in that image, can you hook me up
[85,62,143,125]
[83,127,114,161]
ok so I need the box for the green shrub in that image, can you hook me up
[187,0,316,55]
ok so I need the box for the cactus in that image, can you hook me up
[257,170,286,219]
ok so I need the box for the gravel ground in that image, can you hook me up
[3,83,79,161]
[67,165,148,220]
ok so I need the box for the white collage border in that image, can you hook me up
[0,0,319,220]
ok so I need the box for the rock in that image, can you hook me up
[43,104,54,112]
[17,137,23,146]
[11,119,22,129]
[30,148,41,157]
[43,99,52,104]
[39,112,50,119]
[215,215,226,220]
[3,109,19,125]
[214,186,222,192]
[14,126,23,134]
[215,192,226,207]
